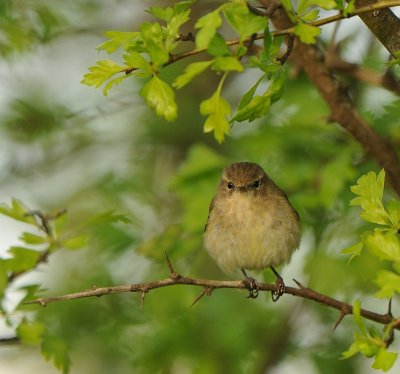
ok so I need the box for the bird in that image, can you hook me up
[204,162,301,301]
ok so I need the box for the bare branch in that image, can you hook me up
[25,274,398,330]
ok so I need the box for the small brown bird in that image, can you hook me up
[204,162,301,301]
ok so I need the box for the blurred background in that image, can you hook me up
[0,0,399,373]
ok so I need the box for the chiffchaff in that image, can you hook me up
[204,162,301,301]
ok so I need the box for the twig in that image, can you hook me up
[190,286,213,308]
[7,209,66,283]
[261,0,400,195]
[277,34,294,65]
[123,1,400,75]
[0,336,19,344]
[25,275,398,329]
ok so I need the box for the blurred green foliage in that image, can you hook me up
[0,1,400,374]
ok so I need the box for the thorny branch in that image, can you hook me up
[25,262,399,334]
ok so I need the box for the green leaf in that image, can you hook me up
[294,23,321,44]
[387,50,400,67]
[298,0,336,14]
[263,26,272,56]
[0,198,35,225]
[340,241,363,262]
[97,31,141,54]
[352,299,366,335]
[200,90,231,143]
[344,0,355,16]
[372,348,398,372]
[280,0,294,13]
[146,6,174,22]
[212,57,244,72]
[62,235,89,250]
[362,231,400,263]
[173,60,213,89]
[207,33,232,57]
[81,60,125,89]
[41,335,71,374]
[387,199,400,228]
[248,55,281,74]
[223,3,268,39]
[351,170,385,203]
[140,22,169,66]
[350,170,391,226]
[79,210,131,230]
[310,0,337,9]
[374,270,400,298]
[237,75,265,110]
[123,52,152,74]
[233,94,271,122]
[269,69,286,102]
[195,10,222,49]
[0,260,7,297]
[140,76,177,121]
[20,232,47,245]
[167,8,191,37]
[147,1,193,23]
[342,340,360,359]
[103,76,128,96]
[15,284,43,311]
[17,320,46,345]
[6,246,41,272]
[300,9,320,22]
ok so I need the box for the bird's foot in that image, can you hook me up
[271,274,285,302]
[241,269,259,299]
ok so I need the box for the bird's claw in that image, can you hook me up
[241,270,259,299]
[271,276,285,302]
[245,277,259,299]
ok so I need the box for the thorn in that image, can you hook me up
[38,299,47,307]
[190,287,213,308]
[165,251,175,274]
[141,289,148,309]
[388,298,393,318]
[332,311,346,333]
[165,251,181,280]
[293,278,306,288]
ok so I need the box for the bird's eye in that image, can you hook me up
[227,182,234,190]
[252,180,260,189]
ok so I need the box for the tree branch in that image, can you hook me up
[325,48,400,95]
[25,272,398,330]
[355,0,400,56]
[124,1,400,75]
[262,0,400,195]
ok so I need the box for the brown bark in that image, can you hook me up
[260,0,400,195]
[355,0,400,55]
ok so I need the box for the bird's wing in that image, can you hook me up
[204,195,216,232]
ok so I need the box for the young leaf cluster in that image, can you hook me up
[0,199,128,374]
[342,300,398,372]
[81,0,340,143]
[341,170,400,371]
